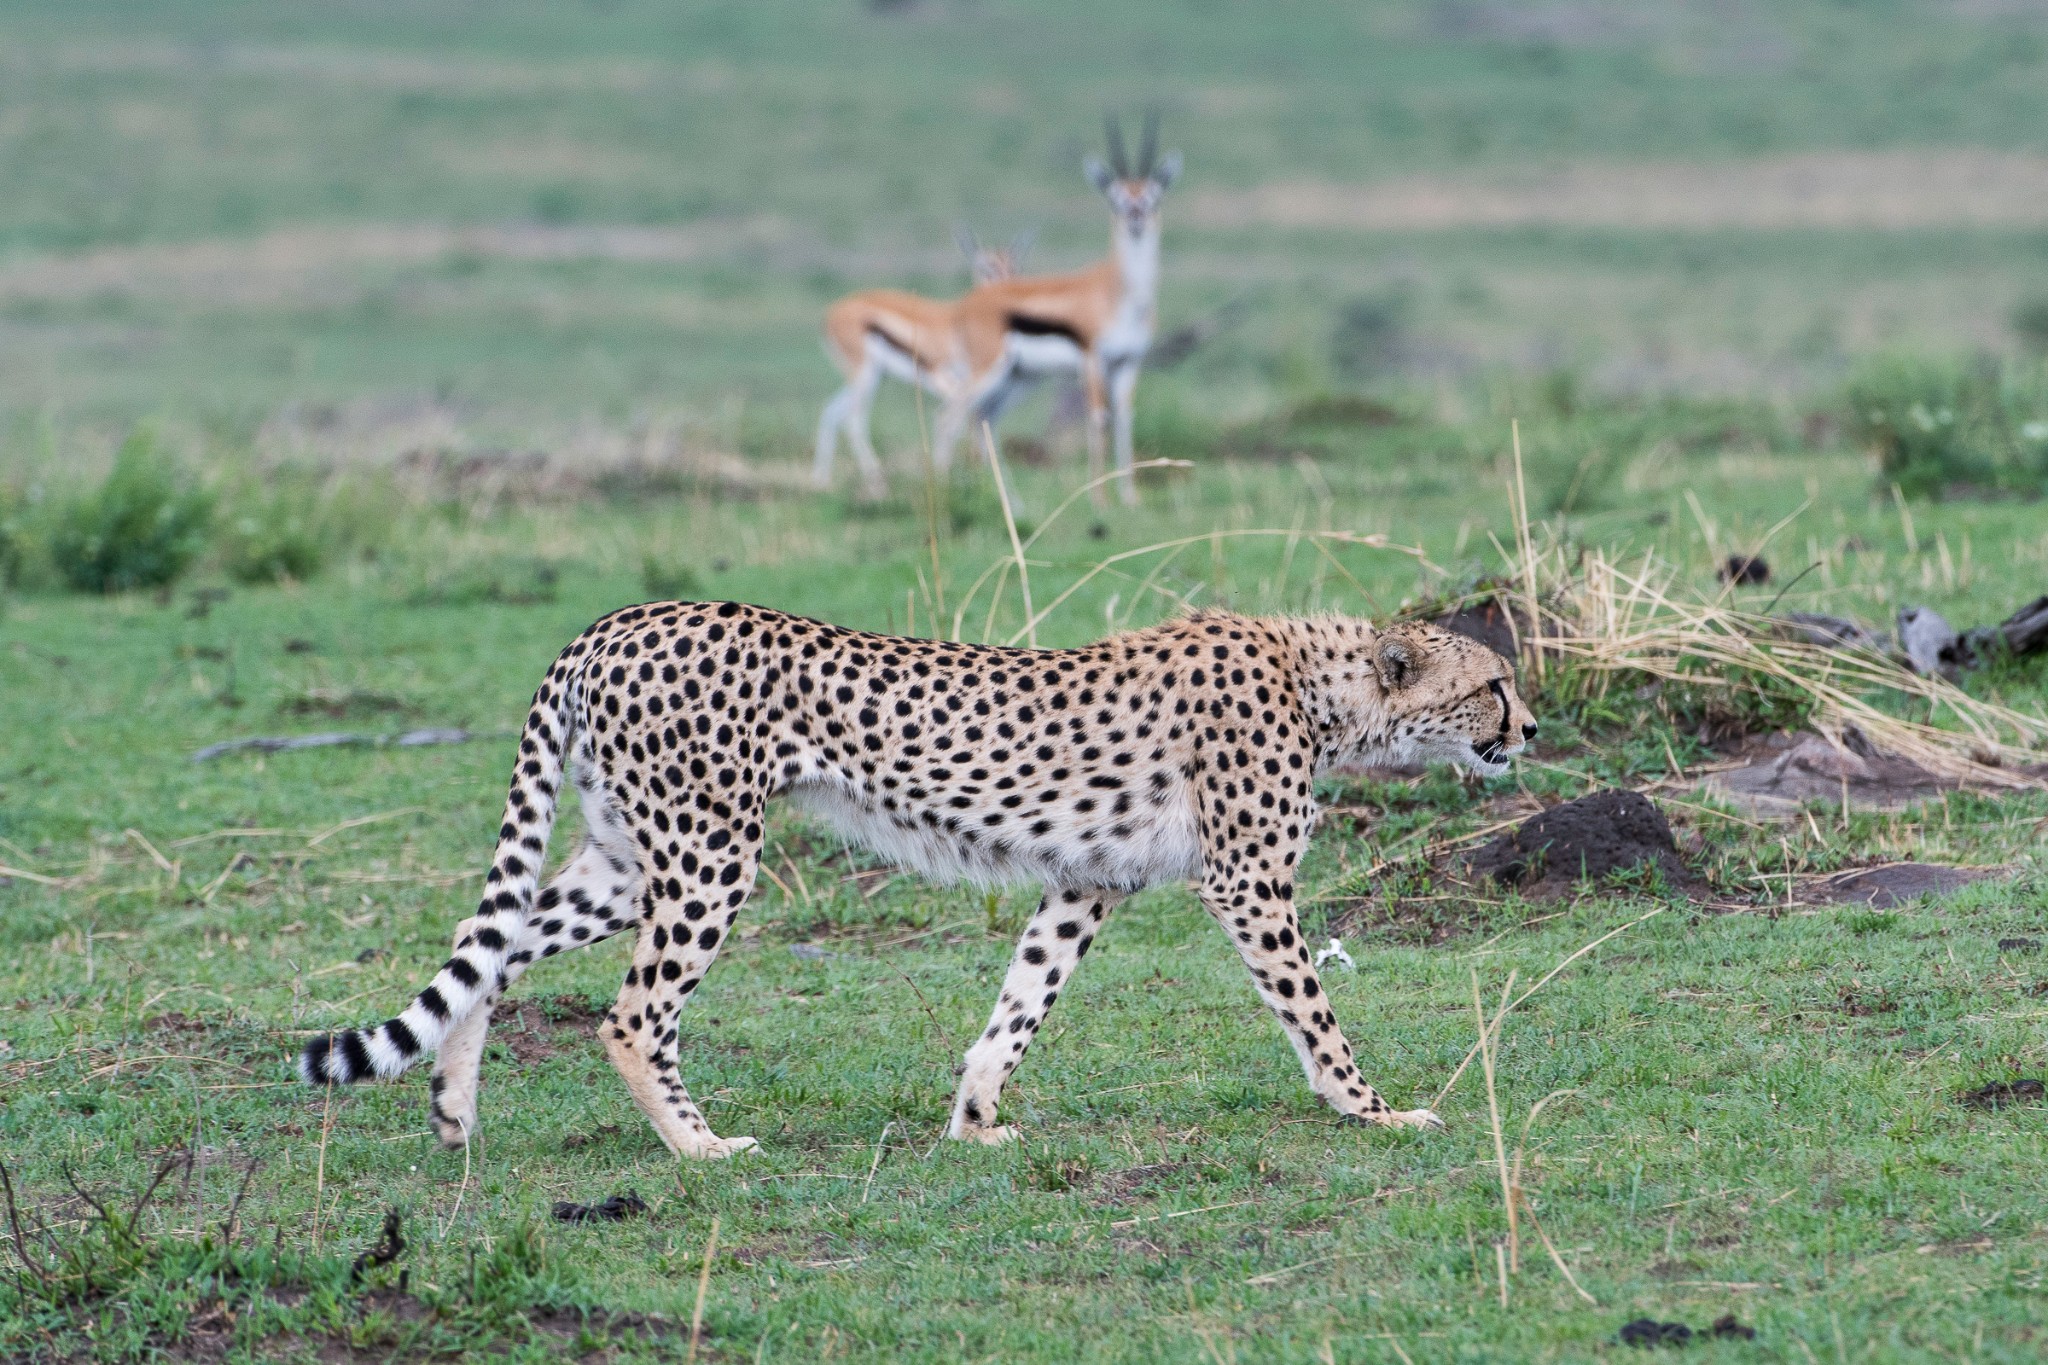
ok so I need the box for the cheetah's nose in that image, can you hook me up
[1521,723,1538,740]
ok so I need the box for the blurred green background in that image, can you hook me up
[7,0,2048,461]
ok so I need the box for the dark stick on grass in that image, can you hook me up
[1760,560,1822,615]
[0,1156,51,1291]
[218,1159,262,1247]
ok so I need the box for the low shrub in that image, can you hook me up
[49,430,215,593]
[639,555,704,601]
[218,482,329,584]
[405,555,560,607]
[0,482,24,587]
[1846,355,2048,499]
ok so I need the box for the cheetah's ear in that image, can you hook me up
[1374,635,1418,689]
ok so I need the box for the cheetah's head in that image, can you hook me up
[1304,620,1537,778]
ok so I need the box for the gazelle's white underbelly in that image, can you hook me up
[1004,334,1086,376]
[866,335,957,394]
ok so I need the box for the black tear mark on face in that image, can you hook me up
[1473,678,1513,766]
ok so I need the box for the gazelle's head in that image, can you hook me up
[953,225,1034,285]
[1085,112,1181,244]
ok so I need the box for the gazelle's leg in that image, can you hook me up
[1081,358,1109,507]
[949,887,1122,1143]
[1109,359,1141,506]
[813,379,856,488]
[843,359,888,499]
[932,376,986,476]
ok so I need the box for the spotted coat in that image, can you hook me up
[300,603,1536,1156]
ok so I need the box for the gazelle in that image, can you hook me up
[812,229,1028,497]
[935,115,1180,506]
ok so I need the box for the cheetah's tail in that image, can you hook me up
[297,669,575,1086]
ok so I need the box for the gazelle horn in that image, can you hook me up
[1137,108,1160,178]
[1104,113,1130,179]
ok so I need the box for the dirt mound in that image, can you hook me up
[1466,790,1689,897]
[1807,863,1997,908]
[1435,598,1520,663]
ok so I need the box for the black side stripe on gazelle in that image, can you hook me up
[1006,313,1086,345]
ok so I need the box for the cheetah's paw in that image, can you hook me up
[952,1124,1020,1146]
[681,1135,759,1160]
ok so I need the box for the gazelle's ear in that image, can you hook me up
[1374,634,1419,689]
[1151,150,1182,190]
[1084,156,1117,195]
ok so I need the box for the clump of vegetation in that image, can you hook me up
[218,481,331,584]
[640,555,704,601]
[2013,296,2048,355]
[1846,356,2048,499]
[405,555,561,607]
[48,430,216,593]
[0,481,25,588]
[1328,285,1415,382]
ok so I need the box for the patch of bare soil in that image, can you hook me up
[1701,730,1963,817]
[1805,863,1998,908]
[1957,1078,2046,1110]
[1090,1161,1192,1207]
[1183,150,2048,232]
[492,995,607,1066]
[1465,789,1694,899]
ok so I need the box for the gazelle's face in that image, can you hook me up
[1086,150,1181,243]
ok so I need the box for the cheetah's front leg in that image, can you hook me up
[1199,866,1442,1132]
[948,887,1122,1144]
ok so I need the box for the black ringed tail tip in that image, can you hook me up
[297,1035,333,1084]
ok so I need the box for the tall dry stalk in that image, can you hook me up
[980,424,1037,648]
[1534,548,2045,783]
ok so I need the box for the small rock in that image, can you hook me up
[1998,937,2042,954]
[1780,611,1887,652]
[552,1191,649,1222]
[1620,1318,1692,1348]
[789,943,838,961]
[1708,1314,1757,1341]
[1898,606,1962,677]
[1815,864,1990,908]
[1719,554,1770,585]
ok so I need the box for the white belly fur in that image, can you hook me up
[1005,333,1086,376]
[786,776,1203,893]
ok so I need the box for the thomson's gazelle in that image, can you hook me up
[813,230,1025,498]
[937,115,1180,506]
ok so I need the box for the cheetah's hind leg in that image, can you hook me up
[427,840,642,1146]
[601,814,767,1160]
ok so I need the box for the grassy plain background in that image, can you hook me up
[5,1,2048,1361]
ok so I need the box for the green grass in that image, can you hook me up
[11,0,2048,450]
[3,432,2048,1360]
[8,1,2048,1357]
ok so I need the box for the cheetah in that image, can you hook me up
[299,603,1536,1158]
